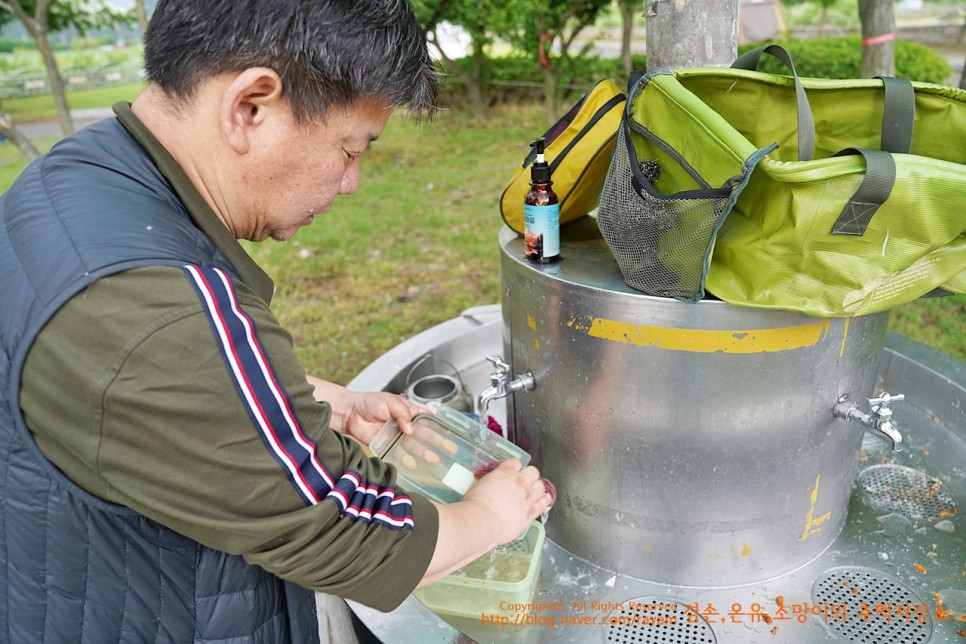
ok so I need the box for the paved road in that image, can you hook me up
[16,107,115,139]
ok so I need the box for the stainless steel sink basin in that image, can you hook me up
[339,305,965,644]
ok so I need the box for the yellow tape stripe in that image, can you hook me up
[567,316,831,354]
[839,318,851,358]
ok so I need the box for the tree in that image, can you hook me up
[959,22,965,90]
[646,0,738,69]
[0,0,134,135]
[415,0,609,120]
[413,0,491,117]
[617,0,640,74]
[857,0,895,78]
[0,109,40,161]
[134,0,147,34]
[491,0,611,122]
[816,0,838,35]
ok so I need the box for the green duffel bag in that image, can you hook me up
[597,44,966,317]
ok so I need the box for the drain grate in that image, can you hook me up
[812,567,933,643]
[856,465,957,520]
[605,598,716,643]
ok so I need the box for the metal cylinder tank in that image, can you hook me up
[499,220,890,587]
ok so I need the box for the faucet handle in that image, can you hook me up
[869,392,905,452]
[833,391,906,453]
[485,355,510,373]
[869,392,904,410]
[869,392,904,428]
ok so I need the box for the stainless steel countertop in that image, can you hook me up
[345,311,965,644]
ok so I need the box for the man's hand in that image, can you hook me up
[463,459,550,545]
[420,458,552,585]
[339,390,425,445]
[306,375,424,446]
[392,420,459,470]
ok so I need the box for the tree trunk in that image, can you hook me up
[858,0,896,78]
[34,30,74,135]
[645,0,739,69]
[542,64,558,125]
[619,0,637,74]
[7,0,76,136]
[0,111,40,161]
[960,22,966,89]
[135,0,149,34]
[427,33,485,118]
[468,24,487,117]
[534,11,557,125]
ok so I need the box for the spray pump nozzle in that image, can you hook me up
[530,138,546,162]
[529,138,551,183]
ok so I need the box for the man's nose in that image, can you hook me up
[340,164,359,194]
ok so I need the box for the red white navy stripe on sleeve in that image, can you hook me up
[183,265,414,530]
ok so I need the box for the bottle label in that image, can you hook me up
[524,203,560,260]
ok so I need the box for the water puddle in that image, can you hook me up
[874,512,913,537]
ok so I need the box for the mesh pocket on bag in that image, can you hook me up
[597,120,739,302]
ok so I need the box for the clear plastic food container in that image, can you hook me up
[414,521,545,619]
[370,404,530,504]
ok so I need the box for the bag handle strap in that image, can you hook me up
[830,77,914,235]
[829,148,897,236]
[731,50,914,236]
[732,44,815,161]
[876,75,915,153]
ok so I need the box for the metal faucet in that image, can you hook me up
[477,355,535,415]
[833,392,905,452]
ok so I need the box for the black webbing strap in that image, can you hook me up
[830,148,898,236]
[877,76,915,154]
[732,44,815,161]
[831,77,915,235]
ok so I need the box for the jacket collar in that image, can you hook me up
[112,101,275,304]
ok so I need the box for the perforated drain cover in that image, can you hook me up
[605,598,716,643]
[812,567,933,643]
[856,464,957,520]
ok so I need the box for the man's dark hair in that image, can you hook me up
[143,0,438,121]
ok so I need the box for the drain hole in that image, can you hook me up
[812,566,933,643]
[605,598,716,643]
[857,465,957,520]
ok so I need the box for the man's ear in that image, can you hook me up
[221,67,285,154]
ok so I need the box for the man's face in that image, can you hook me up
[242,97,391,242]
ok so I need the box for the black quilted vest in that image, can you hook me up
[0,115,319,643]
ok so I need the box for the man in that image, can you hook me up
[0,1,550,642]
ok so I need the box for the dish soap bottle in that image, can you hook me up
[524,138,560,263]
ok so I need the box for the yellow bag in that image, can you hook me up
[500,79,626,234]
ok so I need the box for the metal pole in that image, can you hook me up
[645,0,739,69]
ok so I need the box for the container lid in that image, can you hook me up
[371,405,530,504]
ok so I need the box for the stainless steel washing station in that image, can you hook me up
[340,221,965,644]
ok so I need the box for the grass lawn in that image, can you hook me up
[2,83,146,124]
[2,90,963,384]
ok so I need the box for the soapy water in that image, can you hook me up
[551,568,598,592]
[450,549,532,583]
